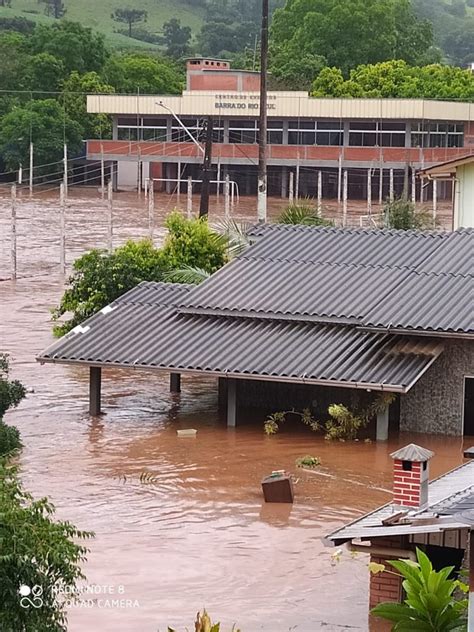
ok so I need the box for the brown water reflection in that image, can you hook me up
[0,189,465,631]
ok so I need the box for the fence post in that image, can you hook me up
[342,170,348,227]
[295,162,300,201]
[379,167,383,206]
[432,179,437,223]
[107,180,113,253]
[411,169,416,204]
[317,170,322,215]
[367,169,372,215]
[224,174,230,218]
[337,153,342,203]
[11,184,17,280]
[18,164,22,185]
[63,143,68,200]
[148,180,154,240]
[389,169,394,202]
[29,142,33,198]
[59,182,66,274]
[187,176,192,219]
[100,144,105,201]
[289,171,294,204]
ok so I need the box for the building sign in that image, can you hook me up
[214,94,276,110]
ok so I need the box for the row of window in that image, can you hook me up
[116,118,465,148]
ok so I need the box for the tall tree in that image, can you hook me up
[62,71,115,139]
[270,0,434,75]
[103,53,184,94]
[40,0,66,19]
[111,8,148,38]
[0,99,83,172]
[162,18,192,58]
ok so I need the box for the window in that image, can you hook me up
[288,120,343,146]
[267,120,283,144]
[411,122,464,148]
[349,121,405,147]
[229,119,258,144]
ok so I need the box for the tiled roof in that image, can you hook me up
[38,282,442,392]
[390,444,434,462]
[180,225,474,335]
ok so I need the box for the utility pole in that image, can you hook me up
[199,116,213,218]
[257,0,269,223]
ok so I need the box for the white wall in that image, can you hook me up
[455,163,474,228]
[117,160,149,190]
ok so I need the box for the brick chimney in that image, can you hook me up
[390,444,434,509]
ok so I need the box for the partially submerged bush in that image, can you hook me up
[296,455,321,468]
[384,198,436,230]
[0,422,21,458]
[278,201,333,227]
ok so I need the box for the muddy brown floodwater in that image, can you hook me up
[0,188,468,631]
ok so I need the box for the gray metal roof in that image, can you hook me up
[180,225,474,335]
[326,460,474,544]
[38,282,442,392]
[390,444,434,462]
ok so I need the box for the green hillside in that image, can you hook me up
[0,0,204,49]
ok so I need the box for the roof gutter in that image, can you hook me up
[35,356,408,393]
[347,542,416,561]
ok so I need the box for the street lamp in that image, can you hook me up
[156,101,204,154]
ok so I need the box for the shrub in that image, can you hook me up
[168,610,241,632]
[0,353,26,419]
[295,455,320,468]
[278,201,333,227]
[370,548,468,631]
[0,462,93,631]
[52,239,165,336]
[384,198,436,230]
[0,422,21,458]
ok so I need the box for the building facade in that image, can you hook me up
[86,59,474,203]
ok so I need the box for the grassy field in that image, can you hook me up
[0,0,205,49]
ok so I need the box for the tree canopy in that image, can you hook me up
[103,53,184,95]
[312,60,474,100]
[270,0,435,76]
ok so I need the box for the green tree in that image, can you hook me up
[28,22,108,75]
[270,0,434,75]
[270,50,326,90]
[0,354,26,420]
[27,53,66,93]
[0,32,30,94]
[0,462,93,631]
[111,8,148,38]
[312,60,474,100]
[62,71,115,140]
[162,18,192,58]
[0,99,83,172]
[103,53,184,94]
[371,548,468,631]
[39,0,66,19]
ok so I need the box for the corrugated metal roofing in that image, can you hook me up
[180,226,474,335]
[326,460,474,543]
[38,282,442,392]
[390,444,434,462]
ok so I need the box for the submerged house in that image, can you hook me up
[326,444,474,630]
[38,224,474,437]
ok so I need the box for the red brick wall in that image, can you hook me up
[189,73,238,91]
[393,459,421,507]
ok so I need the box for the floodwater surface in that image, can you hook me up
[0,188,467,631]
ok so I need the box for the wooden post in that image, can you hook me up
[148,180,154,240]
[63,143,68,200]
[18,164,22,185]
[289,171,294,204]
[224,173,230,218]
[432,179,437,223]
[389,169,394,202]
[342,169,348,227]
[317,170,322,214]
[337,154,343,203]
[89,366,101,416]
[257,0,269,223]
[170,373,181,393]
[367,169,372,214]
[29,142,33,198]
[295,162,300,201]
[411,169,416,204]
[199,116,213,218]
[11,184,17,280]
[100,143,105,200]
[107,180,113,253]
[59,183,66,275]
[227,378,237,428]
[137,149,142,197]
[379,167,383,206]
[187,176,192,219]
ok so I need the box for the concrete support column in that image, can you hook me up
[405,121,411,148]
[218,377,227,410]
[376,407,389,441]
[89,366,101,416]
[282,120,289,146]
[170,372,181,393]
[166,117,173,142]
[227,378,237,428]
[223,119,230,144]
[112,116,118,141]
